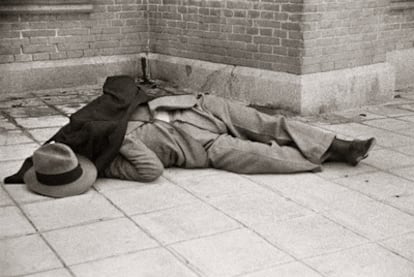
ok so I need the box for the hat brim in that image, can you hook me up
[24,155,97,198]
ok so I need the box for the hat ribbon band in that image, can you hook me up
[36,164,83,186]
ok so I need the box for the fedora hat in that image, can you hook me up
[24,143,97,198]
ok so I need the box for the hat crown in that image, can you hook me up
[33,143,78,175]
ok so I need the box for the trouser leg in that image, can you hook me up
[200,94,335,164]
[207,135,321,174]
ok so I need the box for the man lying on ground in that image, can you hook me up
[4,75,376,197]
[103,91,375,182]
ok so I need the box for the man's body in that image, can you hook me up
[103,93,375,182]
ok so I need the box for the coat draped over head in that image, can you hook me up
[4,75,152,184]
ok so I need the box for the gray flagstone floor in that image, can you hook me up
[1,86,414,277]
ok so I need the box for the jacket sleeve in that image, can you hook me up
[103,136,164,182]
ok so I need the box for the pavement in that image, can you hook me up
[1,85,414,277]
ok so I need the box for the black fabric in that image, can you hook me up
[4,75,153,184]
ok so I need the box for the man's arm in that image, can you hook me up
[103,136,164,182]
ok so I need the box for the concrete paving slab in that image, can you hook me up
[0,97,45,109]
[43,218,158,265]
[239,262,323,277]
[334,171,414,204]
[398,115,414,123]
[380,232,414,262]
[94,176,171,192]
[316,162,376,180]
[391,166,414,182]
[4,184,53,204]
[333,109,386,121]
[102,184,198,215]
[305,243,414,277]
[321,122,414,148]
[0,186,14,207]
[24,268,72,277]
[394,145,414,156]
[27,127,60,143]
[170,228,293,277]
[177,172,266,200]
[40,94,90,105]
[55,103,86,115]
[386,194,414,215]
[22,191,122,231]
[0,143,38,161]
[395,127,414,137]
[0,206,35,238]
[132,202,240,245]
[254,214,368,259]
[0,129,33,145]
[0,235,62,276]
[321,195,414,240]
[363,149,414,170]
[70,248,198,277]
[0,160,25,181]
[0,118,18,130]
[246,174,355,212]
[163,167,224,182]
[2,105,60,118]
[363,117,414,131]
[208,190,312,227]
[366,105,414,117]
[15,116,69,129]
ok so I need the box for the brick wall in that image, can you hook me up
[1,0,413,75]
[0,0,148,64]
[301,0,414,74]
[383,1,414,51]
[148,0,305,74]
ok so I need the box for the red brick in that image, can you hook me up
[67,50,84,58]
[57,42,89,51]
[22,30,56,37]
[91,40,120,49]
[14,54,33,62]
[58,29,90,36]
[23,44,55,54]
[50,52,68,60]
[0,55,14,63]
[33,53,50,61]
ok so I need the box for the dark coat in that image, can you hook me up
[4,75,152,184]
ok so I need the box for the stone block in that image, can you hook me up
[301,63,395,114]
[149,53,302,113]
[149,54,395,114]
[387,48,414,90]
[0,54,144,95]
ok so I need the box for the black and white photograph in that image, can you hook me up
[1,0,414,276]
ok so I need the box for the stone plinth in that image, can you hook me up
[0,54,144,95]
[150,54,395,115]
